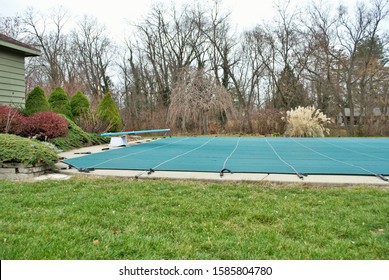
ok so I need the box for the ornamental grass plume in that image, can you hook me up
[283,106,332,137]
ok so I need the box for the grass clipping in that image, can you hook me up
[283,106,331,137]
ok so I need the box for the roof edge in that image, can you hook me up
[0,34,40,57]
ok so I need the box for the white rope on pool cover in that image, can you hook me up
[220,137,241,176]
[88,137,190,169]
[265,138,305,179]
[292,138,388,181]
[135,137,216,177]
[318,138,389,162]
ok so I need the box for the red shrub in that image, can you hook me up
[26,111,69,140]
[0,105,26,134]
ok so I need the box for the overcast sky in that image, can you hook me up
[2,0,357,41]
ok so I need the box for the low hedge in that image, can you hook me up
[0,105,25,135]
[1,105,108,152]
[0,134,58,167]
[1,106,69,140]
[22,111,69,140]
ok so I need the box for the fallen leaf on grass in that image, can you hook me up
[93,240,100,245]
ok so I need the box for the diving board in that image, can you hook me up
[101,128,170,146]
[100,128,170,137]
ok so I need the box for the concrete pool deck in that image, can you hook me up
[56,140,389,186]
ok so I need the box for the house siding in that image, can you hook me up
[0,49,26,107]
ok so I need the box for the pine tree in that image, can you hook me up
[48,87,73,119]
[70,91,90,118]
[273,64,308,110]
[97,92,122,132]
[25,86,50,116]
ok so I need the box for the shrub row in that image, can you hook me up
[24,86,85,119]
[0,106,68,140]
[25,86,122,133]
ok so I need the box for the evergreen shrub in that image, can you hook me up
[97,92,122,132]
[25,86,50,116]
[0,133,58,167]
[50,115,108,150]
[48,87,73,119]
[70,91,90,118]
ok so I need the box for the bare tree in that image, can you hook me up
[301,1,339,115]
[333,0,389,135]
[228,30,268,132]
[0,16,25,39]
[119,2,230,129]
[22,7,71,89]
[118,43,150,129]
[71,16,114,104]
[133,4,209,106]
[240,1,309,112]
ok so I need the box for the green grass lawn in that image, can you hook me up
[1,176,388,260]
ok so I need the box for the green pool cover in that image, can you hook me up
[62,137,389,178]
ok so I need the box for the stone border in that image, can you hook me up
[0,162,51,180]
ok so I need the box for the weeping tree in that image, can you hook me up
[168,68,236,134]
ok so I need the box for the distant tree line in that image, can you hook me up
[1,0,388,136]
